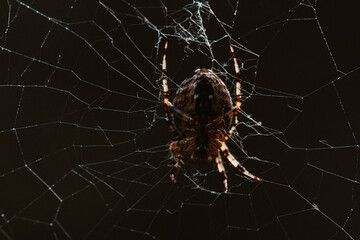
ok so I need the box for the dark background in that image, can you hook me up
[0,0,360,239]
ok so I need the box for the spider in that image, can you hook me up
[161,41,261,192]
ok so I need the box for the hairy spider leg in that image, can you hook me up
[161,40,193,132]
[215,150,228,192]
[161,41,193,184]
[228,44,242,136]
[161,41,174,131]
[220,142,261,181]
[169,141,185,184]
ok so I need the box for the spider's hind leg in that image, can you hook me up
[220,142,261,181]
[215,151,228,192]
[169,141,184,184]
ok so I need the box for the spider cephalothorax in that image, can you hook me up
[161,41,261,192]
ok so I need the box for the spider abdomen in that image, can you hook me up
[194,76,214,124]
[172,69,233,161]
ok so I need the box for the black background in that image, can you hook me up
[0,0,360,239]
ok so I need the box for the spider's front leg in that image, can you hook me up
[161,40,193,134]
[161,41,176,133]
[229,44,242,136]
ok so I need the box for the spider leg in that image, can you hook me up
[229,44,242,111]
[215,150,228,192]
[169,141,184,183]
[220,142,261,181]
[161,41,175,132]
[161,40,193,131]
[228,44,242,136]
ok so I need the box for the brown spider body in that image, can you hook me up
[172,69,233,161]
[161,41,261,191]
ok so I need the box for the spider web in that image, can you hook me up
[0,0,359,239]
